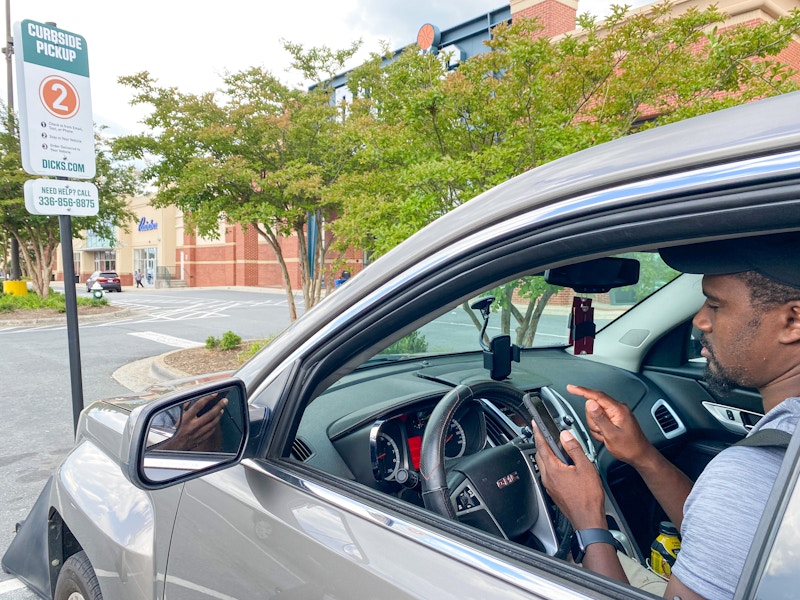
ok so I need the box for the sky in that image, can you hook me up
[3,0,624,138]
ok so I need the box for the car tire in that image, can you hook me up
[54,551,103,600]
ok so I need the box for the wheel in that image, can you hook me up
[419,381,588,557]
[54,550,103,600]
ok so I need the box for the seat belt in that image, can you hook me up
[733,428,792,449]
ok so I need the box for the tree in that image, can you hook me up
[328,2,800,341]
[115,42,361,321]
[0,106,139,296]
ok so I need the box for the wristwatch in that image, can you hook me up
[571,528,621,563]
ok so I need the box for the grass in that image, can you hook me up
[0,289,108,313]
[238,337,272,361]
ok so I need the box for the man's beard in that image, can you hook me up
[704,360,740,396]
[701,331,756,397]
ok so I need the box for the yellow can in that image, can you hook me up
[650,521,681,578]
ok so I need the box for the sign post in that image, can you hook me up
[15,19,97,433]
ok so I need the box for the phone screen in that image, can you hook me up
[523,392,573,465]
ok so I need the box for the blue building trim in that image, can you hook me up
[322,5,511,93]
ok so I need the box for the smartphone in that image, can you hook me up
[523,392,573,465]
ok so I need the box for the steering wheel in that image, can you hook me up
[419,381,580,556]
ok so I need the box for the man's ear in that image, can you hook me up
[779,301,800,344]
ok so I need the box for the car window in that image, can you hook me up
[287,249,685,598]
[375,251,679,359]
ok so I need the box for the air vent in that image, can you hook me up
[291,438,314,462]
[651,399,686,439]
[485,416,510,445]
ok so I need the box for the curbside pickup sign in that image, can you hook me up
[14,20,96,179]
[24,179,99,217]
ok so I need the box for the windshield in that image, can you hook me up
[375,251,679,358]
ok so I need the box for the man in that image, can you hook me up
[533,233,800,600]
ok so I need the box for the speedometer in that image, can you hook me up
[374,432,401,481]
[444,419,466,458]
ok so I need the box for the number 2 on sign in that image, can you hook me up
[39,75,80,119]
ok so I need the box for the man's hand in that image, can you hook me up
[533,423,606,530]
[567,384,693,529]
[160,394,228,451]
[566,384,655,468]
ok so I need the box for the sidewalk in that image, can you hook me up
[111,351,190,393]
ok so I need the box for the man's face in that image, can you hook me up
[693,274,772,395]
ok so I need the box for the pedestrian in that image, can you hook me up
[135,269,144,288]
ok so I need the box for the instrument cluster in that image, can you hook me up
[369,399,485,485]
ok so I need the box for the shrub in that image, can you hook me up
[0,290,106,313]
[238,337,272,362]
[220,331,242,351]
[380,331,428,355]
[205,335,220,350]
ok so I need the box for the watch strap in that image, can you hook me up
[572,528,619,563]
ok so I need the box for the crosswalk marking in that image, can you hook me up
[128,331,204,349]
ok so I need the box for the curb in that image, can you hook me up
[0,306,138,329]
[111,351,190,393]
[150,351,191,381]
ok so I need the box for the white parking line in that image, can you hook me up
[0,578,26,593]
[128,331,204,349]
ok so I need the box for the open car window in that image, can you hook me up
[370,251,680,362]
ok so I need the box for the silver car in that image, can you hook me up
[5,92,800,599]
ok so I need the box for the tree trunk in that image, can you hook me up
[254,222,298,322]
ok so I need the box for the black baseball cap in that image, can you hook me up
[659,233,800,289]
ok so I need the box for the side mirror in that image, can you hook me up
[126,379,249,490]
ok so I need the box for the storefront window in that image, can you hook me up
[94,250,116,272]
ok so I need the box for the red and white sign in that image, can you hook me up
[39,75,81,119]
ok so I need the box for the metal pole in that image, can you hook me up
[4,0,20,281]
[4,0,11,112]
[58,213,84,433]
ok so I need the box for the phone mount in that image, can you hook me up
[470,296,520,381]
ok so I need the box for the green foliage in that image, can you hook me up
[220,330,243,350]
[115,40,363,321]
[0,290,107,313]
[330,5,800,257]
[380,330,429,355]
[238,337,273,362]
[205,331,244,351]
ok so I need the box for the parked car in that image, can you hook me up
[5,92,800,600]
[85,270,122,293]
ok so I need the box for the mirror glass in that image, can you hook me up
[141,384,247,483]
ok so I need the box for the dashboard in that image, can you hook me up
[369,399,488,487]
[291,347,726,559]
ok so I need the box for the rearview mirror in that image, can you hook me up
[544,257,640,293]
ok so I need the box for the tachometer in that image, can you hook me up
[374,432,401,481]
[445,419,466,458]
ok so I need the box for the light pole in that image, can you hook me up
[2,0,20,282]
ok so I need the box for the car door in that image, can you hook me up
[161,367,604,600]
[163,459,592,599]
